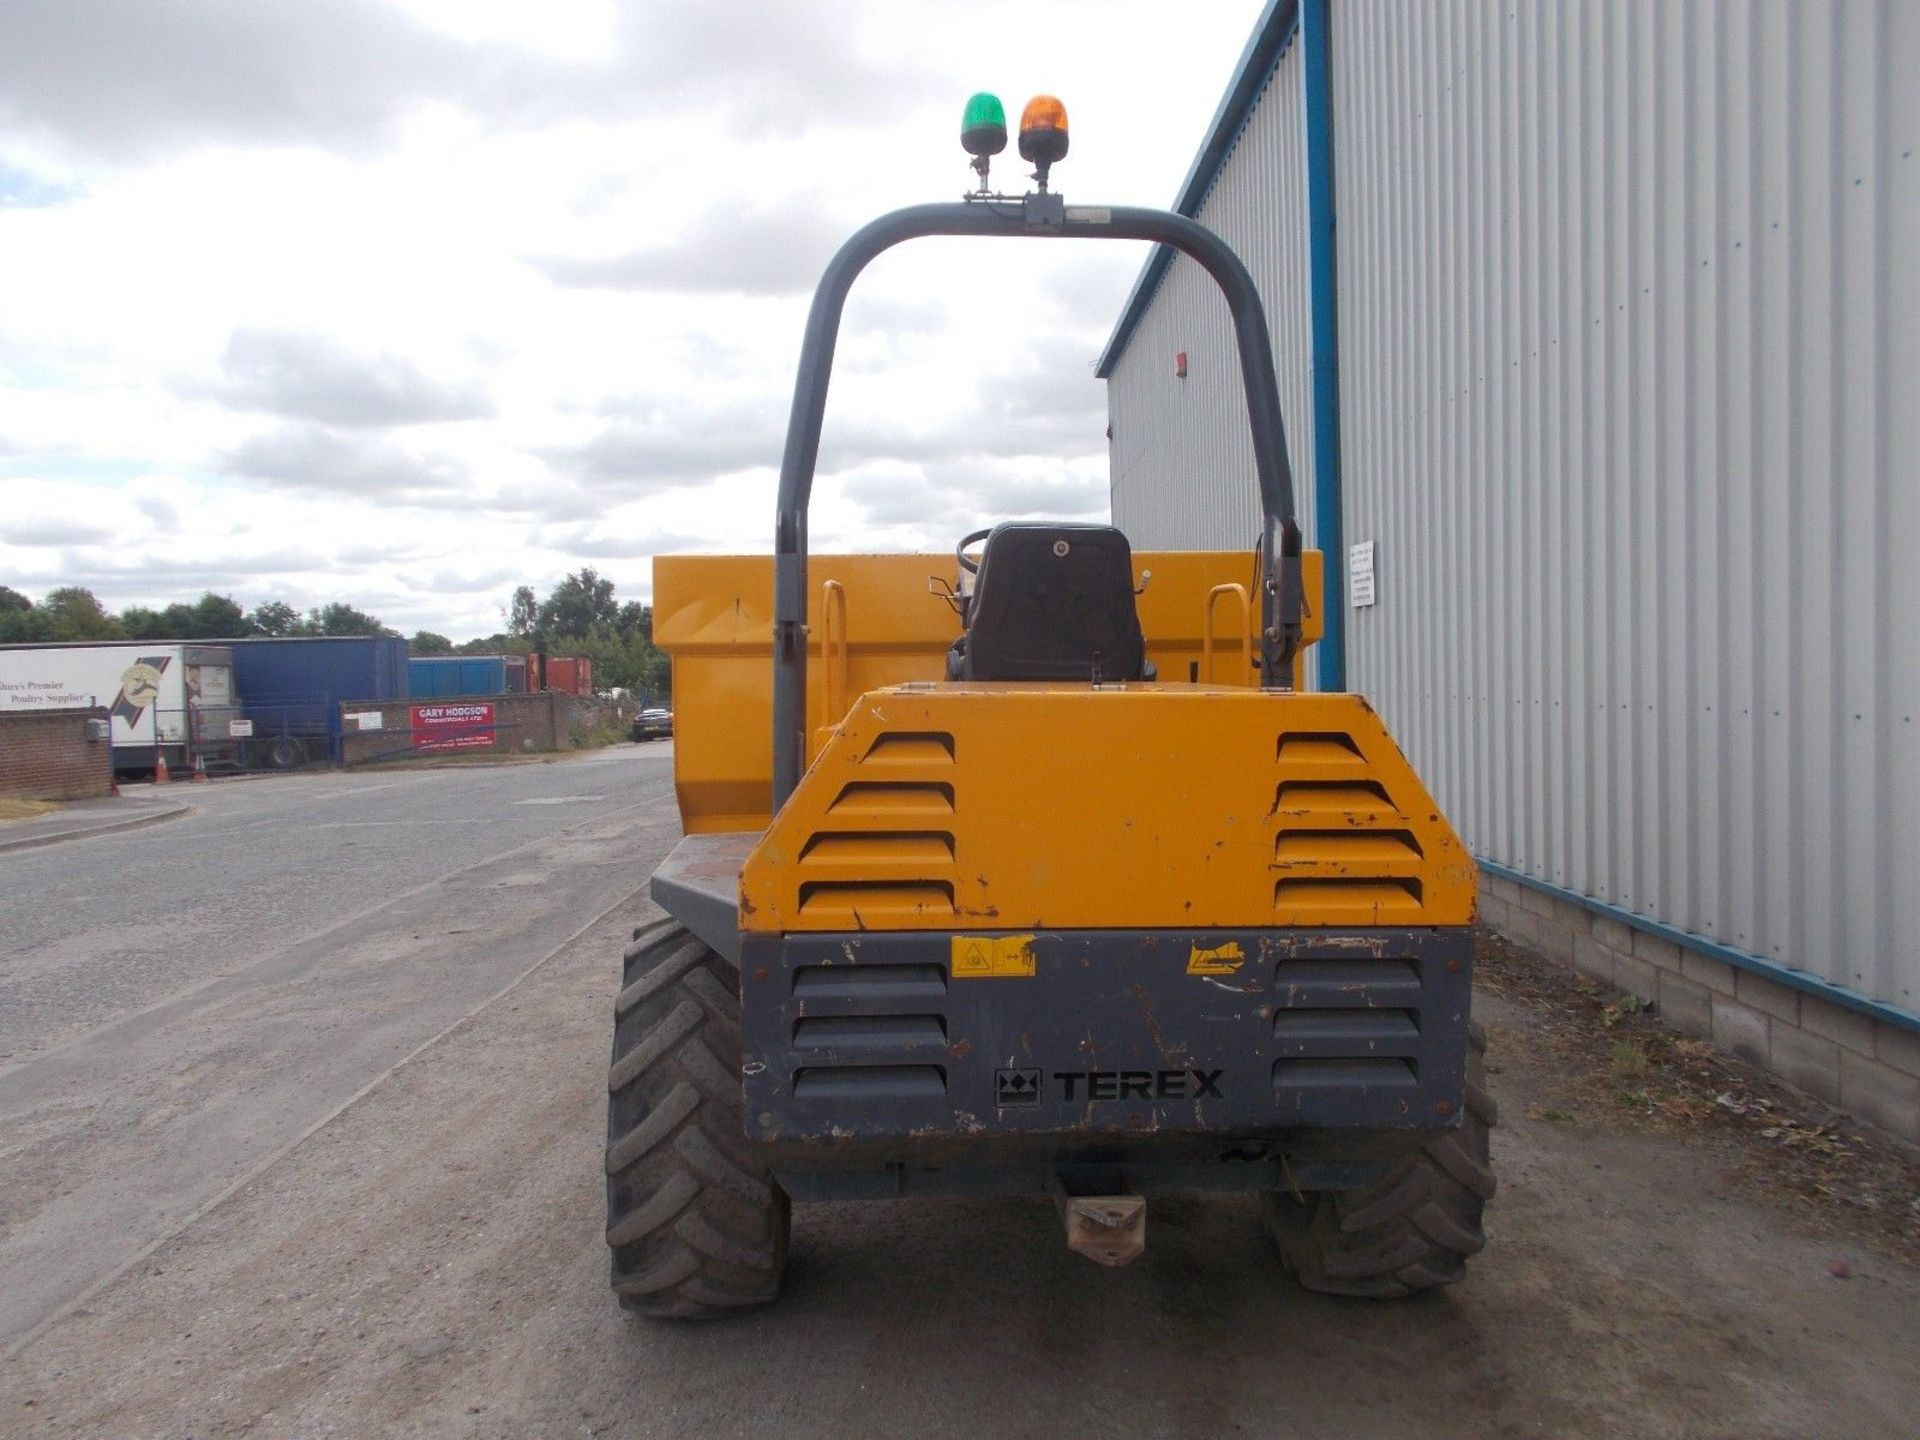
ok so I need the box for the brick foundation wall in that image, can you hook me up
[335,692,579,766]
[1479,869,1920,1144]
[0,707,114,800]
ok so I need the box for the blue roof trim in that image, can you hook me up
[1302,0,1345,691]
[1095,0,1302,379]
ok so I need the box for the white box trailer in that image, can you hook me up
[0,642,243,775]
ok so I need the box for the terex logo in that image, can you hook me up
[1055,1069,1224,1101]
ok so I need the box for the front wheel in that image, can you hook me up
[1263,1022,1497,1297]
[605,921,789,1318]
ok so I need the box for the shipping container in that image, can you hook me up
[544,655,593,696]
[0,641,242,775]
[229,635,411,768]
[409,654,527,699]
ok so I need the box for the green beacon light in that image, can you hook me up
[961,92,1007,191]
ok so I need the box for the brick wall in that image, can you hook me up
[0,707,114,800]
[335,691,580,766]
[1479,869,1920,1144]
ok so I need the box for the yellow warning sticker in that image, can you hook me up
[1187,941,1246,976]
[950,934,1037,978]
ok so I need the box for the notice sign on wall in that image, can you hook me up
[410,702,494,753]
[1348,540,1376,608]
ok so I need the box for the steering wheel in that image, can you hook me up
[955,528,993,574]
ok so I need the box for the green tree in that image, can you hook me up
[537,568,617,641]
[567,620,669,699]
[248,600,305,637]
[626,635,670,701]
[616,600,653,643]
[410,630,454,655]
[507,585,538,639]
[309,602,394,637]
[42,587,126,641]
[0,590,52,643]
[188,592,250,638]
[118,604,170,639]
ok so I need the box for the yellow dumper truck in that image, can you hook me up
[606,96,1494,1317]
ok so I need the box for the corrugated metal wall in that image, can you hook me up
[1106,0,1918,1016]
[1107,27,1317,554]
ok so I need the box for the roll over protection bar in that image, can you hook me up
[771,194,1305,806]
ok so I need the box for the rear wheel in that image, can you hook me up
[1264,1022,1497,1297]
[605,921,789,1318]
[264,735,305,771]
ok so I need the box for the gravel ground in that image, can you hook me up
[2,752,1917,1438]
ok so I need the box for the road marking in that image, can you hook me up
[511,796,607,806]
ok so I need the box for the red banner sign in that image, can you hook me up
[410,702,494,753]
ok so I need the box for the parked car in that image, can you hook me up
[630,707,674,742]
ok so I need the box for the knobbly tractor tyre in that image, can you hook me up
[605,921,789,1318]
[1263,1022,1497,1297]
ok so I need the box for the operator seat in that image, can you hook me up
[950,522,1151,682]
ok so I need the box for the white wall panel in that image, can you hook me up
[1103,0,1918,1015]
[1332,0,1916,1011]
[1108,31,1317,557]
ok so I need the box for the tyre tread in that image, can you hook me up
[606,925,788,1319]
[1265,1026,1497,1298]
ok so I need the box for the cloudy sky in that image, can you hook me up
[0,0,1264,639]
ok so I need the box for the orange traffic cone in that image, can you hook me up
[154,750,171,784]
[191,754,208,783]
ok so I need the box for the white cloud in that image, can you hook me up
[194,328,494,427]
[0,0,1270,638]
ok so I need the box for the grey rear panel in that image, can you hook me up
[740,928,1472,1156]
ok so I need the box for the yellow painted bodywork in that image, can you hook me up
[653,546,1473,933]
[735,685,1477,933]
[654,550,1323,834]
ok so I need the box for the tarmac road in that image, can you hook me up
[2,746,1917,1438]
[0,746,681,1358]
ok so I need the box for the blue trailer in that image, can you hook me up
[230,636,411,768]
[408,654,527,698]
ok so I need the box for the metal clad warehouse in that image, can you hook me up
[1100,0,1920,1136]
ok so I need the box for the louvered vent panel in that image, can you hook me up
[1272,954,1425,1101]
[796,880,955,921]
[826,782,954,816]
[1273,729,1425,923]
[787,958,951,1098]
[798,733,958,924]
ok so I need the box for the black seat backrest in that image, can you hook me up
[960,523,1148,682]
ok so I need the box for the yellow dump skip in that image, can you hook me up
[738,686,1476,933]
[654,551,1323,834]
